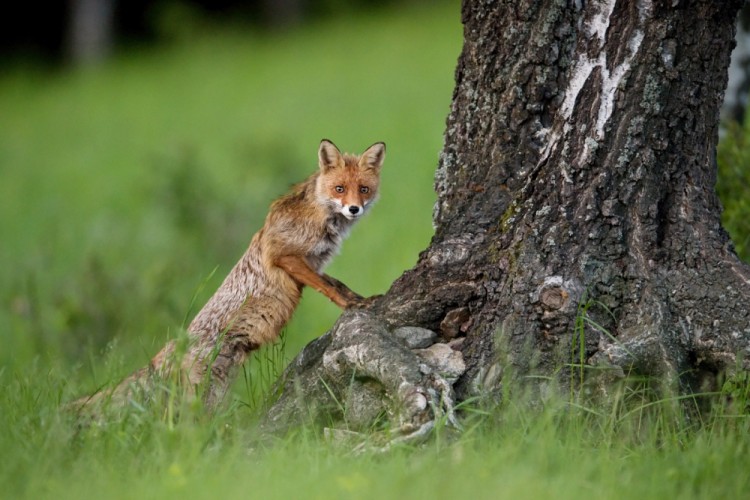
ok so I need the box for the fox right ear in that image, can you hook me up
[319,139,344,171]
[359,142,386,171]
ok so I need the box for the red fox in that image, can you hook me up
[76,139,385,411]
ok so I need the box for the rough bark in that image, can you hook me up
[263,0,750,436]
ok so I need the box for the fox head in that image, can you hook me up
[316,139,385,220]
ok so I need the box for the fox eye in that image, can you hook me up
[359,186,370,194]
[335,186,344,193]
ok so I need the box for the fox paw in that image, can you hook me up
[345,294,383,309]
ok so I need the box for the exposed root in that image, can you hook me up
[349,376,463,455]
[263,309,467,444]
[427,373,463,431]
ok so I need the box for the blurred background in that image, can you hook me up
[2,0,437,65]
[0,0,748,404]
[0,0,462,401]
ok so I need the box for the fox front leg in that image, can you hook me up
[275,255,363,308]
[321,273,364,306]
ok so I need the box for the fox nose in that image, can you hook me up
[348,206,360,215]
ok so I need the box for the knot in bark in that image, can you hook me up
[534,276,583,314]
[440,307,472,339]
[540,286,569,311]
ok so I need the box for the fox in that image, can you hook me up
[74,139,385,411]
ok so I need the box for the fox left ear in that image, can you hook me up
[319,139,344,171]
[360,142,386,171]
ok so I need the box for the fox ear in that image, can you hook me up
[319,139,344,171]
[359,142,386,171]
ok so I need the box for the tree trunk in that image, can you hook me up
[261,0,305,29]
[262,0,750,436]
[67,0,116,65]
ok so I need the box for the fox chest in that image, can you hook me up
[307,216,352,271]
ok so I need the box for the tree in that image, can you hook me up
[67,0,116,65]
[76,0,750,440]
[261,0,750,436]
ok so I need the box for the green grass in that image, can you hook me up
[2,2,750,498]
[3,367,749,500]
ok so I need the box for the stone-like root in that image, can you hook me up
[310,310,466,453]
[427,373,463,431]
[324,372,463,455]
[353,374,462,454]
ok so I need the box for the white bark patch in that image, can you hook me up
[587,0,617,46]
[595,28,645,138]
[560,57,597,122]
[559,0,651,140]
[538,129,560,164]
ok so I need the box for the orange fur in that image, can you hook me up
[155,139,386,405]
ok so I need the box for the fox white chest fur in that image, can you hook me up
[307,214,354,271]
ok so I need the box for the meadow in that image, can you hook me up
[1,2,749,498]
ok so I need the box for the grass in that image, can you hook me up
[3,366,749,500]
[2,1,750,498]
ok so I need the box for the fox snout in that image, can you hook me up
[342,203,363,219]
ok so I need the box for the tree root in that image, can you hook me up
[262,310,467,443]
[327,371,463,454]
